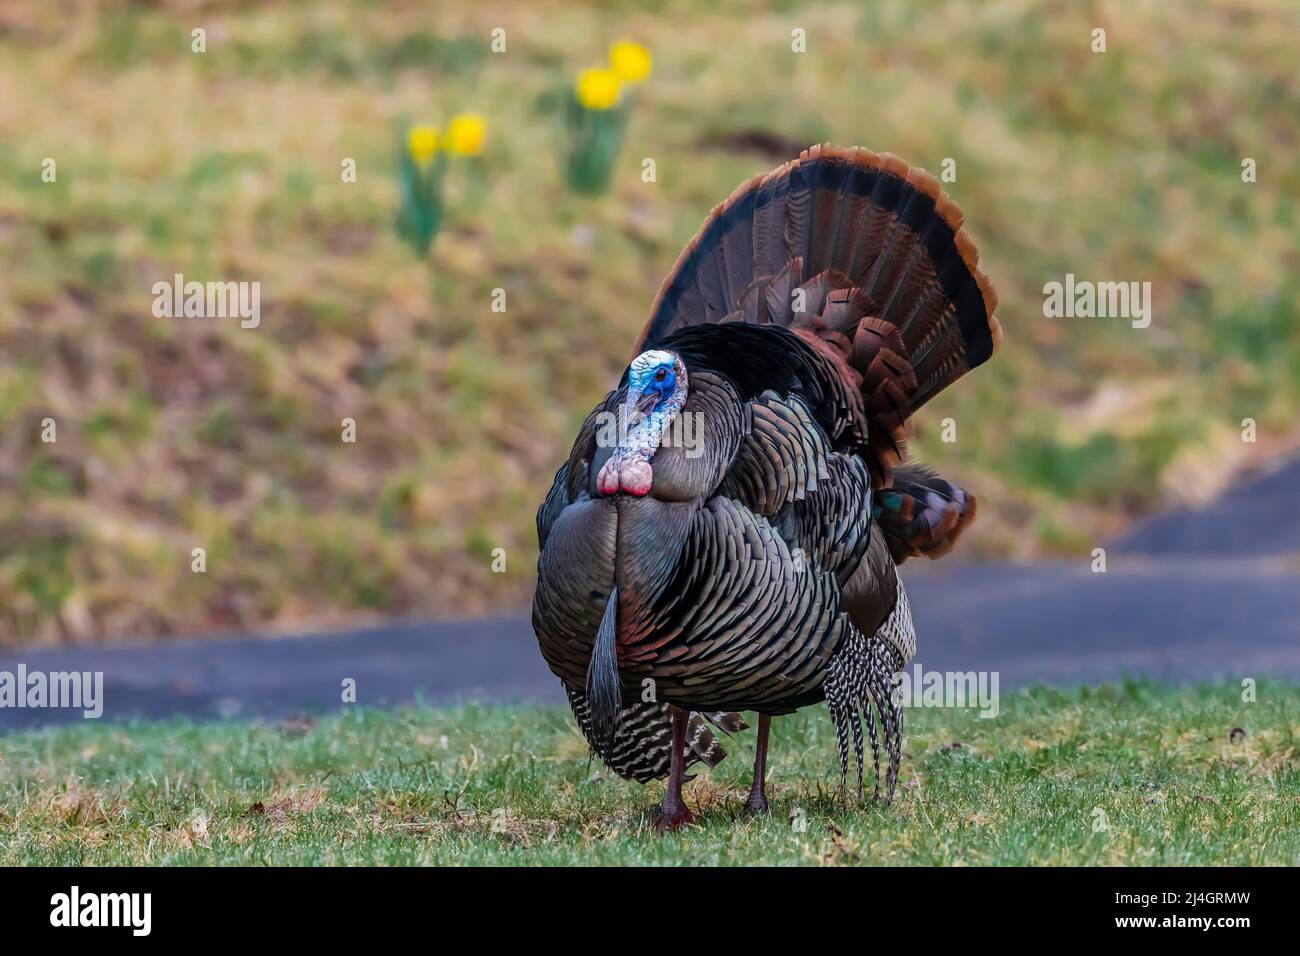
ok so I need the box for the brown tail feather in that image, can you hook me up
[874,463,979,563]
[635,144,1001,486]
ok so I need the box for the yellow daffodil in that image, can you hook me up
[609,40,652,84]
[407,125,440,166]
[575,67,622,111]
[445,112,487,157]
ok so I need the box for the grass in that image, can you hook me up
[0,681,1295,865]
[1,0,1298,643]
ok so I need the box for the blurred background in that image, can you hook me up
[1,0,1297,649]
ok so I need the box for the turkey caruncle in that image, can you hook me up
[533,145,1002,832]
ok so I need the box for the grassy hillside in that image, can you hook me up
[0,682,1294,865]
[1,0,1297,643]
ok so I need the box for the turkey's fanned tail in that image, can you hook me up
[635,144,1002,487]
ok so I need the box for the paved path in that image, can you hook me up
[2,457,1297,731]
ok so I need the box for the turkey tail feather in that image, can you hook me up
[875,463,979,563]
[635,145,1002,486]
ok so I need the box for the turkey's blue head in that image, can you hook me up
[597,349,689,497]
[626,349,685,420]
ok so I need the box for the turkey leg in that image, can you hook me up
[654,706,696,833]
[744,713,772,815]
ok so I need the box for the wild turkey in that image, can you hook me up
[533,145,1001,829]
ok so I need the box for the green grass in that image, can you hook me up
[1,681,1295,865]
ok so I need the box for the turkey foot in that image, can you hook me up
[742,792,769,816]
[652,802,697,833]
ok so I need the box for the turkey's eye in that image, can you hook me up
[654,368,668,381]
